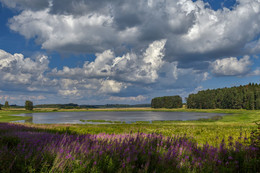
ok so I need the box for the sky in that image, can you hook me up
[0,0,260,105]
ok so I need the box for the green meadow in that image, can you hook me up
[0,108,259,172]
[0,108,259,146]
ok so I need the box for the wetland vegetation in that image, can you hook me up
[0,107,259,172]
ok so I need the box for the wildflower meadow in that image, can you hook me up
[0,122,259,173]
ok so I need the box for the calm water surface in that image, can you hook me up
[12,111,225,124]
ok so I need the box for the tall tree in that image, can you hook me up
[4,101,9,108]
[25,100,33,110]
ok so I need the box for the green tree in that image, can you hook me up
[25,100,33,110]
[247,92,255,110]
[186,83,260,110]
[151,96,182,108]
[4,101,9,108]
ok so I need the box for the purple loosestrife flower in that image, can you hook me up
[126,156,131,163]
[228,142,233,147]
[198,162,202,168]
[228,156,233,160]
[66,154,72,159]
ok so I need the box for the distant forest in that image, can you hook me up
[186,83,260,110]
[34,103,151,109]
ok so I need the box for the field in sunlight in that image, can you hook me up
[0,123,259,172]
[0,108,259,172]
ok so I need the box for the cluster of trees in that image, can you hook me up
[0,100,33,110]
[151,95,183,108]
[0,101,10,110]
[186,83,260,110]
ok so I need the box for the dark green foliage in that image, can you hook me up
[151,95,182,108]
[186,83,260,110]
[4,101,9,108]
[25,100,33,110]
[0,136,21,149]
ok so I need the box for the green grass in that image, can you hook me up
[1,108,259,145]
[0,110,33,122]
[79,119,123,123]
[1,108,259,172]
[32,122,254,146]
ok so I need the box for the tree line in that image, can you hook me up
[35,103,151,109]
[0,102,151,110]
[0,100,33,110]
[186,83,260,110]
[151,95,182,108]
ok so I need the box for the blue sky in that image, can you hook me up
[0,0,260,105]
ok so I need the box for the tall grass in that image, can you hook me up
[0,123,259,173]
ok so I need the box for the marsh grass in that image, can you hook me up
[19,121,255,147]
[0,110,33,122]
[0,108,259,172]
[1,108,257,146]
[0,123,259,173]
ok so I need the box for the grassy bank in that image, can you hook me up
[0,110,33,122]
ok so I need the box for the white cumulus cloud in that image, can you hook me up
[0,49,49,85]
[3,0,260,69]
[211,55,252,76]
[109,95,147,102]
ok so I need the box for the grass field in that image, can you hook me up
[0,108,259,145]
[0,108,259,172]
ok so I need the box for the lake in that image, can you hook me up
[12,111,225,124]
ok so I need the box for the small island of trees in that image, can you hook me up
[151,95,182,108]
